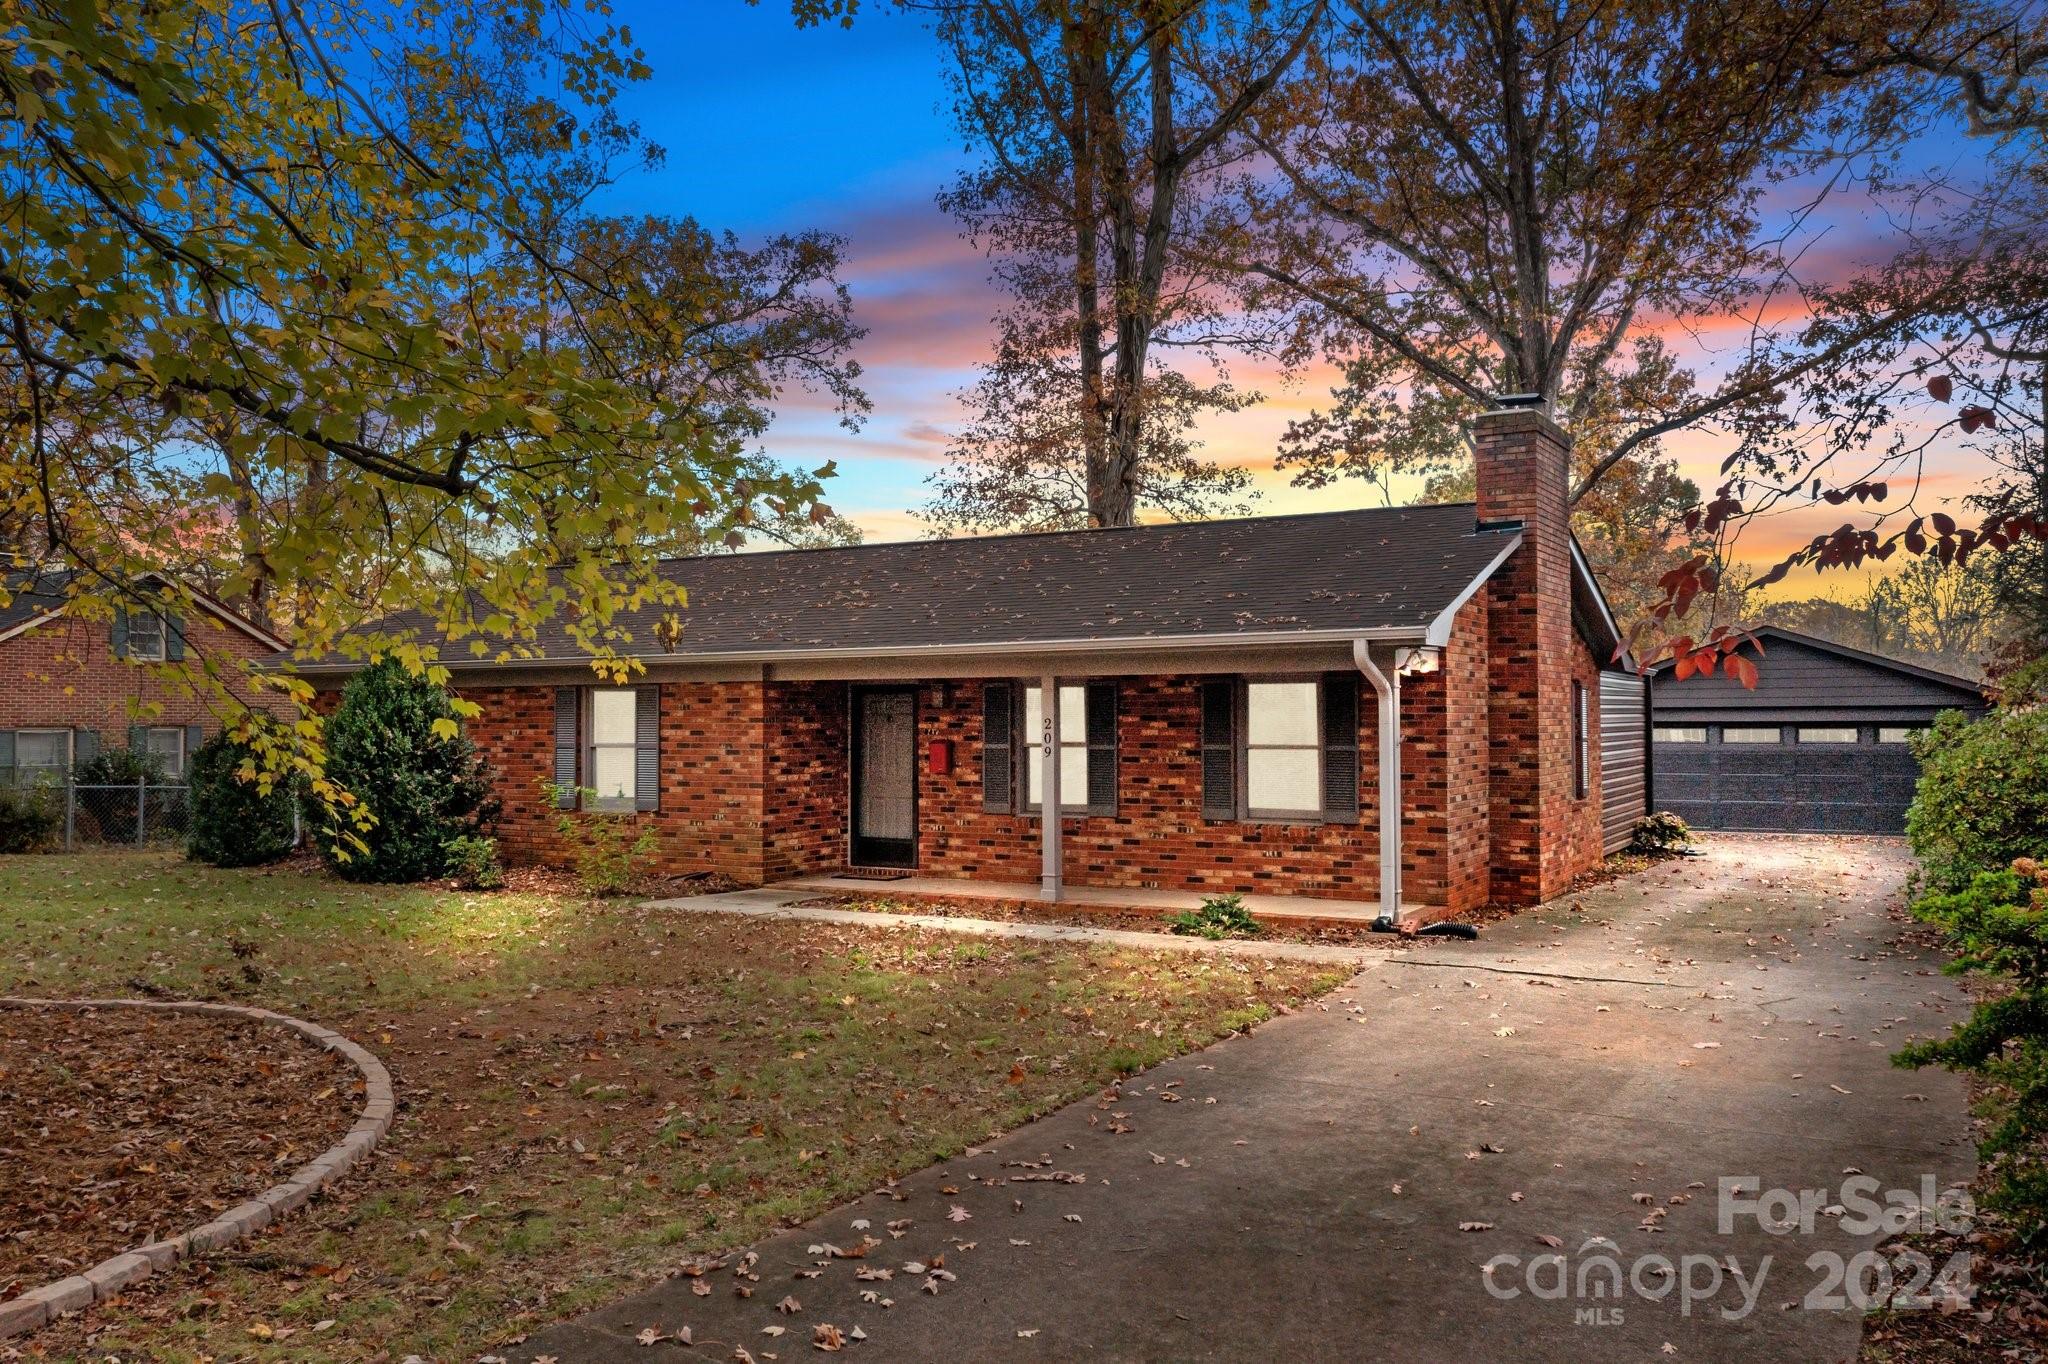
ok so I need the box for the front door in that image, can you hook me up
[851,688,918,867]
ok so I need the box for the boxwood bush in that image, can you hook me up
[312,660,499,882]
[1906,707,2048,892]
[186,731,297,867]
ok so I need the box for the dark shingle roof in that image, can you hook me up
[319,505,1521,666]
[0,567,76,633]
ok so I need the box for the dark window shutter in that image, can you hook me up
[1321,673,1361,821]
[0,731,14,780]
[982,682,1013,813]
[111,607,129,659]
[166,613,186,661]
[127,724,146,758]
[552,687,579,808]
[1199,680,1237,821]
[1084,682,1117,814]
[184,722,203,769]
[74,729,98,764]
[634,684,660,812]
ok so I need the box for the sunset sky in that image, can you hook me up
[598,3,2001,600]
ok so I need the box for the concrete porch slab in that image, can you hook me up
[773,872,1425,925]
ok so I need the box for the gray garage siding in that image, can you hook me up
[1599,671,1647,852]
[1650,629,1983,835]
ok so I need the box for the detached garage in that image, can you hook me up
[1648,626,1985,834]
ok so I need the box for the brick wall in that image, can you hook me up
[459,681,771,882]
[1475,406,1605,904]
[762,680,847,881]
[0,607,284,742]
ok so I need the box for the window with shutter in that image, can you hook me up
[1019,682,1116,817]
[586,688,639,811]
[634,685,660,812]
[552,687,579,808]
[1321,674,1360,821]
[1242,679,1322,820]
[981,682,1013,812]
[1199,681,1236,821]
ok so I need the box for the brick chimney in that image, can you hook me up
[1473,399,1581,905]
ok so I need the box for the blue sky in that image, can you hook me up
[585,5,2001,587]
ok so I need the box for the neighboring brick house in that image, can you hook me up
[298,403,1634,923]
[0,571,289,784]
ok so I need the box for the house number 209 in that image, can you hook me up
[1042,716,1054,756]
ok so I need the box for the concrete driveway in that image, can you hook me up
[512,836,1975,1363]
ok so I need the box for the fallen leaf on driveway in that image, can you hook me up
[948,1205,972,1222]
[1018,1329,1040,1338]
[813,1323,846,1351]
[1536,1235,1563,1248]
[777,1295,802,1315]
[637,1327,667,1346]
[1459,1221,1494,1232]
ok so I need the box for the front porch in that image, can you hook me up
[772,870,1429,928]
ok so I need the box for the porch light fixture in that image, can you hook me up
[1395,646,1441,677]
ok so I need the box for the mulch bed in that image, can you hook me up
[788,890,1438,947]
[0,1006,358,1300]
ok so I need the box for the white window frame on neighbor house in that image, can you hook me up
[125,611,167,662]
[584,687,639,812]
[1720,726,1784,744]
[143,726,187,778]
[1022,682,1089,816]
[12,729,71,784]
[1654,726,1707,743]
[1241,677,1323,823]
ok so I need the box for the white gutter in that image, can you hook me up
[1352,638,1404,931]
[289,624,1432,674]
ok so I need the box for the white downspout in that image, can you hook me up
[1352,639,1403,930]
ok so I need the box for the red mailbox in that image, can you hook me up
[927,739,954,775]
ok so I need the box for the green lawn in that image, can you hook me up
[1,853,1343,1360]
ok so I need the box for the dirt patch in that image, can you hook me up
[0,1006,357,1299]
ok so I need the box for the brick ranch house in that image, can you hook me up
[0,570,289,783]
[299,404,1636,926]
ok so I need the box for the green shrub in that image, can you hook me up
[444,834,506,890]
[1630,810,1693,854]
[74,745,169,845]
[313,659,499,883]
[542,781,656,896]
[1906,707,2048,893]
[0,784,60,853]
[1896,859,2048,1240]
[186,732,297,867]
[1167,892,1262,940]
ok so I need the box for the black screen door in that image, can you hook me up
[852,688,918,867]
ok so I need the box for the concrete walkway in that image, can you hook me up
[522,836,1975,1363]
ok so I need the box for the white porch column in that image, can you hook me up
[1039,673,1062,902]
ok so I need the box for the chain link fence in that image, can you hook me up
[0,774,193,851]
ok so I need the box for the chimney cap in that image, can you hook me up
[1491,392,1546,411]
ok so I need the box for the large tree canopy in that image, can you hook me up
[1,0,860,773]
